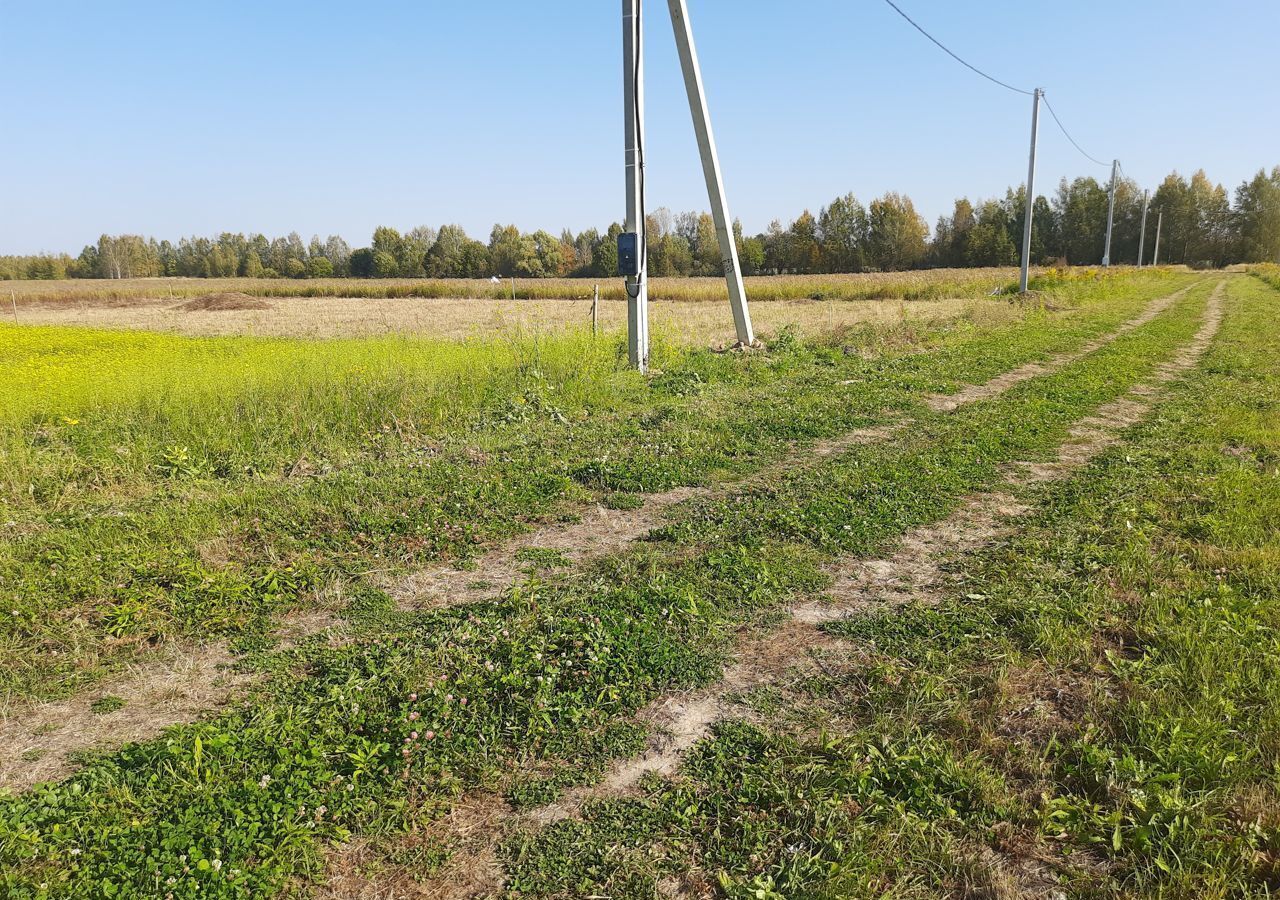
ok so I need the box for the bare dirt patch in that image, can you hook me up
[174,291,273,312]
[390,489,705,611]
[0,644,250,793]
[319,794,511,900]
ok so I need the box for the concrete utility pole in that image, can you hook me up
[622,0,649,371]
[1018,88,1043,293]
[1137,190,1150,267]
[1102,159,1118,267]
[1153,209,1163,266]
[667,0,754,345]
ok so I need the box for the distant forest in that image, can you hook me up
[3,167,1277,282]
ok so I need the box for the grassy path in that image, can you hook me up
[0,281,1200,795]
[1,274,1190,707]
[494,275,1279,898]
[361,283,1227,898]
[0,274,1227,898]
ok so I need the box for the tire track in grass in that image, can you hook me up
[397,281,1223,900]
[0,283,1196,797]
[390,282,1198,614]
[922,282,1189,412]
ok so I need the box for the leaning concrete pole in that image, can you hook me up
[666,0,754,346]
[1137,190,1150,267]
[1102,158,1118,267]
[1153,209,1163,266]
[623,0,649,371]
[1019,88,1042,293]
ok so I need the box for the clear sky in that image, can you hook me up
[4,0,1278,255]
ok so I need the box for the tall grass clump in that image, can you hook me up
[1248,262,1280,290]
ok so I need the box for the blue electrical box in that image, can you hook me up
[617,232,640,277]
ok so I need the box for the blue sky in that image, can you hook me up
[4,0,1277,254]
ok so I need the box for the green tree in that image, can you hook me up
[591,223,622,277]
[817,193,868,273]
[423,225,472,277]
[348,248,375,277]
[372,227,405,268]
[307,256,334,278]
[1053,177,1109,264]
[864,193,927,271]
[1235,167,1280,263]
[242,250,265,278]
[965,200,1017,266]
[372,251,398,278]
[787,211,822,273]
[488,225,527,277]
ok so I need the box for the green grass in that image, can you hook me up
[0,272,1192,702]
[0,274,1222,898]
[498,275,1280,898]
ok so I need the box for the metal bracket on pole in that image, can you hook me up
[1102,159,1118,267]
[1018,88,1042,293]
[622,0,649,371]
[1137,190,1150,267]
[666,0,754,346]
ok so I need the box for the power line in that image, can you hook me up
[878,0,1121,174]
[877,0,1034,96]
[1042,93,1111,169]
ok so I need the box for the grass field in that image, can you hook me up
[1,269,1276,899]
[3,293,983,344]
[3,269,1027,307]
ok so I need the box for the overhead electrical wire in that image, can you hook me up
[879,0,1120,173]
[1043,94,1112,169]
[877,0,1033,96]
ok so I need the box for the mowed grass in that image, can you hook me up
[0,273,1220,898]
[502,276,1280,898]
[0,272,1191,704]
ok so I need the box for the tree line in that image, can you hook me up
[3,166,1276,282]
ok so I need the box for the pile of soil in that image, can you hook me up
[174,292,273,312]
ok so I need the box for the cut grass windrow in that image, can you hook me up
[0,278,1217,898]
[0,280,1201,793]
[492,275,1278,899]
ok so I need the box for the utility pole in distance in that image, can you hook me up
[1153,209,1163,266]
[667,0,754,345]
[621,0,649,371]
[1018,88,1043,293]
[1102,159,1118,267]
[1137,190,1150,267]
